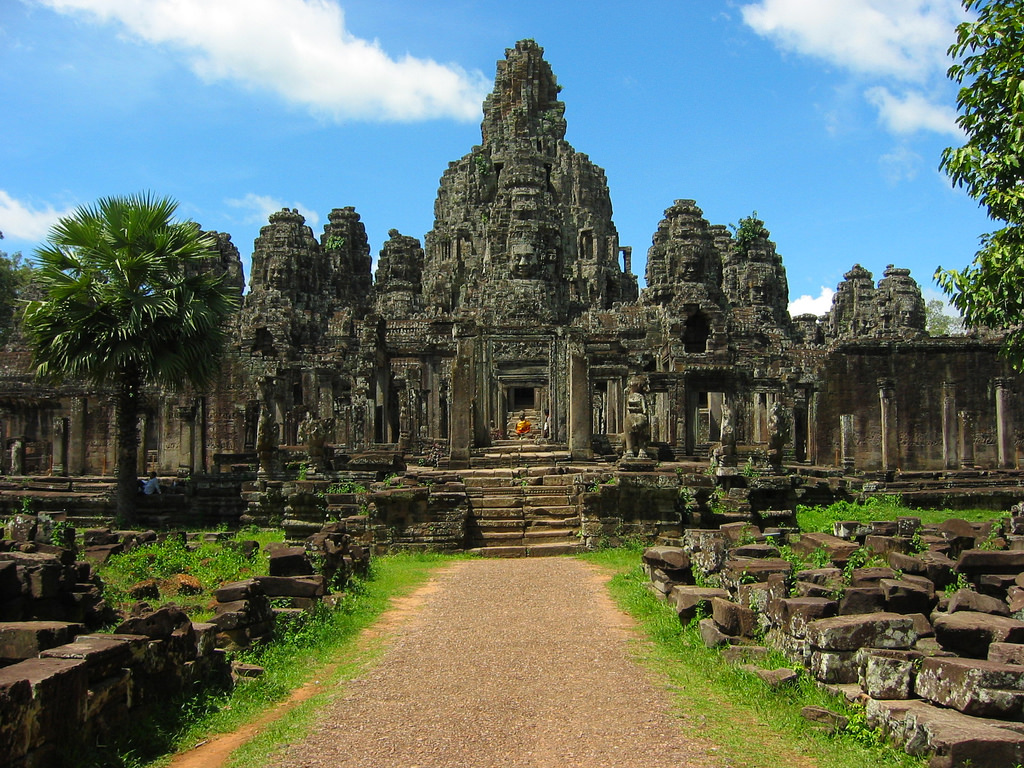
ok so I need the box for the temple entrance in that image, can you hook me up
[509,387,536,412]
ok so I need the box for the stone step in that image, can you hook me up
[466,545,527,558]
[522,494,573,506]
[523,504,577,515]
[472,496,524,509]
[523,528,575,540]
[526,517,581,529]
[473,520,526,532]
[526,542,584,557]
[472,508,526,520]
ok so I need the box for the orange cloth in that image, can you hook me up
[515,419,531,435]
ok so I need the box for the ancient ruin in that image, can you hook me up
[0,40,1022,537]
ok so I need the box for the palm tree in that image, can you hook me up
[23,193,240,523]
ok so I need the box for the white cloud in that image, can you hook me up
[789,286,834,316]
[36,0,489,122]
[865,86,961,137]
[226,193,320,228]
[879,144,923,184]
[0,191,75,242]
[741,0,965,82]
[741,1,968,138]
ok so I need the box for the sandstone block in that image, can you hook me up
[988,642,1024,666]
[916,656,1024,719]
[857,648,922,699]
[809,649,860,684]
[955,550,1024,575]
[698,617,732,648]
[947,588,1010,617]
[670,585,728,623]
[39,635,133,682]
[0,621,84,664]
[770,597,839,639]
[711,597,758,638]
[848,567,896,587]
[642,546,690,571]
[806,612,917,652]
[267,545,313,576]
[838,586,886,615]
[792,532,859,563]
[879,578,937,615]
[255,574,326,598]
[214,579,264,602]
[933,611,1024,657]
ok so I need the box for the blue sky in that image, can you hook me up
[0,0,990,315]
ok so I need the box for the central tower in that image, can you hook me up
[423,40,637,324]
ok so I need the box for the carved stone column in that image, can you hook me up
[941,383,958,470]
[840,414,855,472]
[878,379,897,471]
[137,414,148,475]
[448,328,475,468]
[568,341,593,460]
[51,417,68,476]
[958,410,976,469]
[995,378,1015,468]
[69,396,86,475]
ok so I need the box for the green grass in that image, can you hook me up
[71,551,459,768]
[796,495,1004,534]
[581,546,926,768]
[97,527,284,618]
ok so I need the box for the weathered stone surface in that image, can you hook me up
[879,578,937,615]
[839,586,886,615]
[887,551,955,588]
[988,641,1024,666]
[711,597,758,638]
[642,546,689,571]
[0,621,84,664]
[769,597,839,639]
[933,611,1024,657]
[947,588,1010,617]
[720,557,792,588]
[809,649,860,684]
[214,579,264,603]
[670,585,728,623]
[698,617,732,648]
[254,574,326,598]
[267,545,313,577]
[857,648,922,700]
[916,656,1024,719]
[792,532,859,563]
[801,705,849,732]
[867,697,1024,768]
[956,550,1024,575]
[740,664,798,687]
[805,612,917,652]
[849,567,896,587]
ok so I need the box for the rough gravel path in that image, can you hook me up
[273,557,719,768]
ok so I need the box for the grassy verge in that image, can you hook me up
[581,547,926,768]
[75,551,458,768]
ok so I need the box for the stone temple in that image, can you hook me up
[1,41,1023,532]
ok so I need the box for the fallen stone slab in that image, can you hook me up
[806,612,917,652]
[839,586,886,615]
[955,550,1024,576]
[916,656,1024,719]
[720,557,792,589]
[711,597,757,638]
[254,575,326,599]
[0,621,84,664]
[867,697,1024,768]
[769,597,838,639]
[809,649,860,684]
[698,617,732,648]
[933,611,1024,658]
[848,566,897,587]
[641,546,690,571]
[38,634,133,682]
[792,532,859,563]
[888,551,956,588]
[879,578,937,615]
[670,585,729,623]
[948,588,1010,617]
[801,705,849,733]
[740,664,798,687]
[857,648,923,700]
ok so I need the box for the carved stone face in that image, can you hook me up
[510,243,539,278]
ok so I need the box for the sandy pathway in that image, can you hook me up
[270,557,719,768]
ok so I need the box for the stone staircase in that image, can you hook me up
[463,468,583,557]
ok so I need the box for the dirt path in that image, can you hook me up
[262,557,720,768]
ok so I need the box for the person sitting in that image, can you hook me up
[143,471,161,495]
[515,412,532,437]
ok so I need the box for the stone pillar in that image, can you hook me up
[942,383,958,470]
[69,397,86,475]
[958,410,976,469]
[840,414,855,472]
[807,390,819,465]
[193,398,206,474]
[51,417,68,476]
[137,414,148,475]
[995,378,1015,468]
[568,342,593,460]
[878,379,897,471]
[448,330,475,468]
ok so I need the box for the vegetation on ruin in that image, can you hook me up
[71,551,457,768]
[729,210,771,254]
[795,495,1002,534]
[23,193,240,524]
[585,546,926,768]
[936,0,1024,366]
[95,527,282,619]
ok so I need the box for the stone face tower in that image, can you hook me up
[423,40,637,324]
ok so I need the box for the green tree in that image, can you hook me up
[0,232,33,344]
[730,210,771,254]
[23,194,239,523]
[925,298,965,336]
[936,0,1024,364]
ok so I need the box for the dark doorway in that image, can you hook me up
[510,387,535,411]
